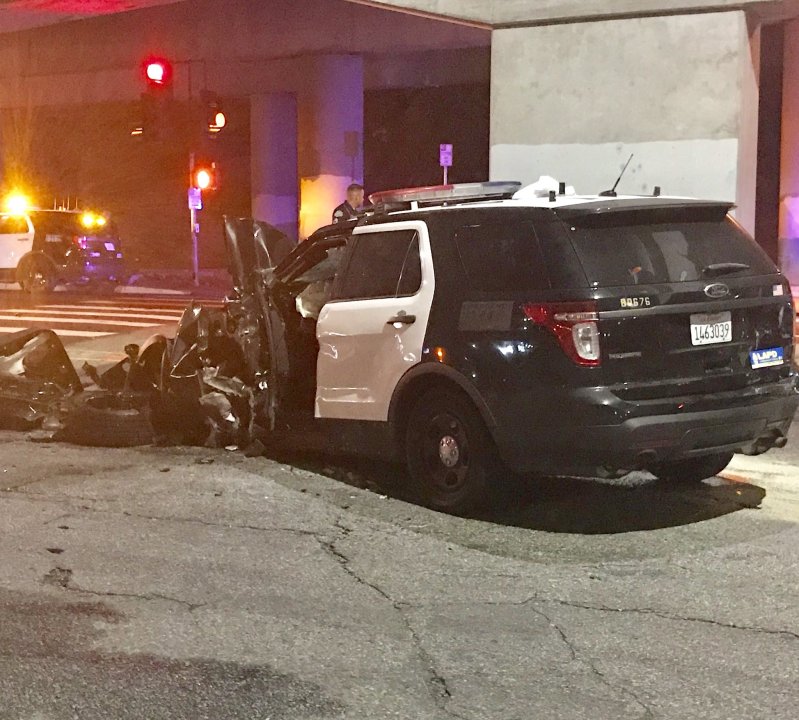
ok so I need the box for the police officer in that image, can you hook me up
[332,183,364,224]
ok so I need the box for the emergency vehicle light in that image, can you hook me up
[369,182,522,211]
[3,192,30,216]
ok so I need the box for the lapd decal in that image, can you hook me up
[750,347,784,369]
[458,302,514,332]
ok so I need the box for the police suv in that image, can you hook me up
[236,181,798,514]
[0,209,124,291]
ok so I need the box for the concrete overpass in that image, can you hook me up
[347,0,799,275]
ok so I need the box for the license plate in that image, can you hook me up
[690,311,732,346]
[104,242,115,251]
[750,347,784,369]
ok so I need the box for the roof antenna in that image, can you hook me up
[599,154,634,197]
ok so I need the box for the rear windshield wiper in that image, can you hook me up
[702,262,750,278]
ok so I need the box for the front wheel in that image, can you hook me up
[652,452,734,484]
[18,256,55,293]
[405,389,500,515]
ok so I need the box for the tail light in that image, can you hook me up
[522,301,601,366]
[72,235,88,249]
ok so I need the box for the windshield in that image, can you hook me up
[564,212,775,287]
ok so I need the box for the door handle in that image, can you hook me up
[387,313,416,326]
[17,237,29,241]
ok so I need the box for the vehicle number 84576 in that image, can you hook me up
[620,296,652,309]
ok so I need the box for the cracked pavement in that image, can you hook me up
[0,428,798,719]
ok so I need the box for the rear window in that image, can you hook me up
[564,211,775,287]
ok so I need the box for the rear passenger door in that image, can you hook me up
[0,214,33,270]
[315,221,435,421]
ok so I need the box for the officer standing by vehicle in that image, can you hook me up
[332,183,364,224]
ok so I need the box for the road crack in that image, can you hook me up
[316,519,468,720]
[532,605,655,719]
[537,597,799,642]
[43,567,205,611]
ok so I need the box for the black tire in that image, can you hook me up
[405,388,499,515]
[59,393,154,447]
[18,255,55,293]
[652,452,734,484]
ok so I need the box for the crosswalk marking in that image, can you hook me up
[0,326,111,338]
[6,308,183,321]
[0,314,165,328]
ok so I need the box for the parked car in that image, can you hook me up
[0,208,125,291]
[155,181,794,514]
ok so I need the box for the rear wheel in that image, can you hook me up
[652,452,734,484]
[405,389,499,515]
[18,256,55,293]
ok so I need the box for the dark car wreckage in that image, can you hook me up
[0,218,298,450]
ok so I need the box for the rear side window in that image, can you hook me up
[334,229,421,301]
[565,212,775,287]
[454,221,549,294]
[0,216,29,234]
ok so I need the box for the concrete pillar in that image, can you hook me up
[297,55,364,239]
[489,11,749,207]
[251,93,299,242]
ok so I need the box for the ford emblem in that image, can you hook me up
[704,283,730,299]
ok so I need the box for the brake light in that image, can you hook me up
[522,301,601,366]
[72,235,88,249]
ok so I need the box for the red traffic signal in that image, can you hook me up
[143,57,173,88]
[192,163,219,191]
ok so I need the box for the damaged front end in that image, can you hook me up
[0,330,82,430]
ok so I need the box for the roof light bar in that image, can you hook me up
[369,181,522,210]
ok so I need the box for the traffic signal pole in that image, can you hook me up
[189,152,200,287]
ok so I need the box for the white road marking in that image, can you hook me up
[0,314,158,328]
[7,308,181,321]
[0,326,111,338]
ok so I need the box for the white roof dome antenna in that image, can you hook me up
[513,176,576,201]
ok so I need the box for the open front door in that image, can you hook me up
[315,221,435,422]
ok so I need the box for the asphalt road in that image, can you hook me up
[0,423,797,719]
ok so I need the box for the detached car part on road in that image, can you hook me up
[2,184,797,515]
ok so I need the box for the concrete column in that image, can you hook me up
[251,93,299,242]
[490,11,749,206]
[297,55,364,239]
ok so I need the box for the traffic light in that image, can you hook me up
[133,56,175,140]
[202,92,226,137]
[192,163,219,191]
[143,57,173,90]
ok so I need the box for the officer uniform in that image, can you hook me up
[332,201,358,224]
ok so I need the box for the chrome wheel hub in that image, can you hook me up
[438,435,460,468]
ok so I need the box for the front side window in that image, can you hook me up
[334,230,422,301]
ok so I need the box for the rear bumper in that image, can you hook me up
[492,375,799,474]
[60,257,126,283]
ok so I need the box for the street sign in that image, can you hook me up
[188,187,203,211]
[439,144,453,168]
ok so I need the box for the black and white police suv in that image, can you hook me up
[0,208,124,292]
[222,181,798,514]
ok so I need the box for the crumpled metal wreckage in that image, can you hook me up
[0,218,297,450]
